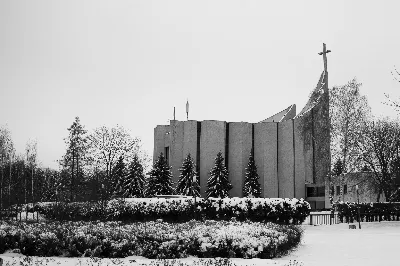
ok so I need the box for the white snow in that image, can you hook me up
[2,221,400,266]
[0,254,298,266]
[274,221,400,266]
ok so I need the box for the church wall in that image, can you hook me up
[281,104,296,122]
[254,122,278,198]
[299,111,315,185]
[170,120,184,186]
[278,119,295,198]
[182,121,198,167]
[228,122,252,197]
[313,96,330,185]
[200,120,227,196]
[294,117,306,199]
[153,125,170,163]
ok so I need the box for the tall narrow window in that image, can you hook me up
[344,185,347,194]
[336,186,340,196]
[165,147,170,165]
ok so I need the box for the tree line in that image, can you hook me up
[146,150,261,198]
[0,118,150,210]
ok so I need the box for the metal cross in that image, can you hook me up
[318,43,331,72]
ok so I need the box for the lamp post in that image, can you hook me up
[356,185,361,229]
[192,176,197,220]
[101,184,105,216]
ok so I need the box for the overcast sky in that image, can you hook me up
[1,0,399,169]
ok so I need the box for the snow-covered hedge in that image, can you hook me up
[0,220,303,259]
[34,197,310,224]
[333,202,400,223]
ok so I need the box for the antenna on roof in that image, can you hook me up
[173,107,176,120]
[186,99,189,120]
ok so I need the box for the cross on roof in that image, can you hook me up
[318,43,331,72]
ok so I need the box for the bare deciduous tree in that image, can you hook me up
[0,126,14,210]
[87,125,141,198]
[25,139,37,219]
[356,118,400,201]
[330,78,371,173]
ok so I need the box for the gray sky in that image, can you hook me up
[1,0,399,169]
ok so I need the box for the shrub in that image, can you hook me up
[35,197,311,224]
[333,202,400,222]
[0,220,303,259]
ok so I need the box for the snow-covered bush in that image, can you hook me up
[35,197,311,224]
[0,220,303,259]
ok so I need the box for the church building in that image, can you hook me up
[153,45,332,209]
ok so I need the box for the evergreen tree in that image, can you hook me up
[361,164,371,172]
[112,156,127,198]
[206,151,232,198]
[146,153,174,197]
[243,150,261,197]
[123,154,146,198]
[176,153,200,197]
[332,158,344,176]
[62,117,88,202]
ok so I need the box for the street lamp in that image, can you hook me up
[356,185,361,229]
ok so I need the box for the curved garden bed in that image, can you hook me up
[0,220,303,259]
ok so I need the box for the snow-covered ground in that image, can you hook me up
[2,221,400,266]
[0,254,300,266]
[275,221,400,266]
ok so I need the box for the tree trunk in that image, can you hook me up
[76,154,79,201]
[1,155,4,211]
[31,165,34,220]
[376,187,382,202]
[71,150,75,202]
[384,183,392,202]
[8,156,11,210]
[24,162,27,221]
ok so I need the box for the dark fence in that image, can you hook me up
[0,204,40,222]
[306,211,400,225]
[338,212,400,223]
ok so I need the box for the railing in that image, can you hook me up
[306,211,400,225]
[304,212,340,225]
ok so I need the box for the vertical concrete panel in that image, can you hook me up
[254,122,278,198]
[294,117,306,199]
[298,111,314,185]
[278,120,295,198]
[170,120,184,186]
[313,93,330,186]
[228,122,252,197]
[153,125,170,164]
[183,121,198,163]
[200,121,226,197]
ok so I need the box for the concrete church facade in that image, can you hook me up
[154,45,332,209]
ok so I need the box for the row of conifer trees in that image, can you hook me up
[138,150,262,198]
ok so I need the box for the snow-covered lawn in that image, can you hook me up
[275,221,400,266]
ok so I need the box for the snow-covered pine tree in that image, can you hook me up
[176,153,200,197]
[243,150,261,197]
[123,154,146,198]
[146,153,174,197]
[206,151,232,198]
[332,158,344,176]
[112,156,127,198]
